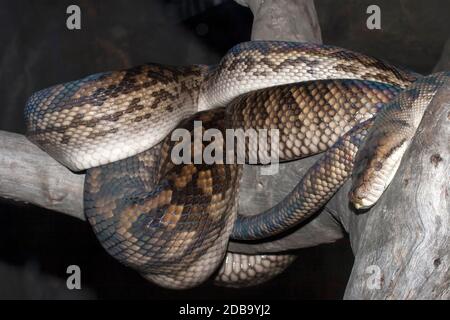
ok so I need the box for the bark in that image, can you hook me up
[234,0,322,43]
[234,0,450,300]
[340,81,450,299]
[0,131,84,220]
[433,37,450,73]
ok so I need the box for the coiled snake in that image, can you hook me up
[24,41,448,289]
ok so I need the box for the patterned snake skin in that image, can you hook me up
[214,253,297,288]
[84,109,242,289]
[349,72,449,208]
[25,41,415,171]
[25,41,444,289]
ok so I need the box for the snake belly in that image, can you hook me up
[24,41,421,289]
[214,253,297,288]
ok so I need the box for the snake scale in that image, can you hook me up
[24,41,448,289]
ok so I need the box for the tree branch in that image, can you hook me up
[340,79,450,299]
[433,37,450,73]
[0,131,83,220]
[235,0,322,43]
[232,1,450,299]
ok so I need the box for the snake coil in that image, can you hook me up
[25,41,446,289]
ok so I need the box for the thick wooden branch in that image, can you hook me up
[233,1,449,299]
[332,82,449,299]
[234,0,322,43]
[348,80,449,299]
[433,37,450,73]
[0,131,84,220]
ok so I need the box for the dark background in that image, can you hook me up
[0,0,448,299]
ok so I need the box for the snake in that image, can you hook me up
[349,72,449,208]
[24,40,445,289]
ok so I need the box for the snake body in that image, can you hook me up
[214,253,297,288]
[84,109,242,289]
[25,41,416,171]
[226,80,401,239]
[25,41,442,289]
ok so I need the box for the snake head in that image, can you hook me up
[349,125,409,210]
[348,154,383,210]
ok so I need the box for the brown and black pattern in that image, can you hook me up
[226,79,401,164]
[26,40,419,171]
[243,41,418,85]
[85,108,242,289]
[200,41,418,109]
[26,40,435,289]
[85,78,404,287]
[231,118,373,240]
[25,63,208,170]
